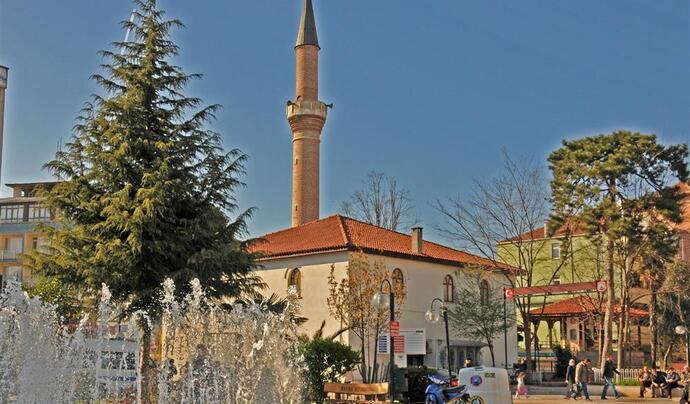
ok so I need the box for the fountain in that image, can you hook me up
[0,279,304,403]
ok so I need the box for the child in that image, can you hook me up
[515,371,528,399]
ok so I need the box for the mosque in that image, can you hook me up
[251,0,518,375]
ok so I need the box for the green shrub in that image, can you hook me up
[553,345,575,378]
[300,338,361,403]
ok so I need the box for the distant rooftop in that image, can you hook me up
[5,181,59,198]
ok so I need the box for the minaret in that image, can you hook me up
[287,0,329,227]
[0,66,7,186]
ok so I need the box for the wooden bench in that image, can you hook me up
[323,382,389,403]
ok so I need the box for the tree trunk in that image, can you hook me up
[138,325,157,403]
[371,325,380,383]
[600,238,616,370]
[523,311,533,376]
[616,259,628,368]
[615,317,623,368]
[663,343,674,369]
[359,330,368,382]
[488,342,496,367]
[650,291,658,367]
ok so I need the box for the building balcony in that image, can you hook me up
[286,99,328,120]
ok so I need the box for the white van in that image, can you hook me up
[456,366,513,404]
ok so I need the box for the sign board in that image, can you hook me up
[377,334,389,354]
[390,320,400,336]
[85,338,138,396]
[506,281,608,297]
[394,353,407,368]
[378,328,426,355]
[403,328,426,355]
[393,335,405,353]
[596,280,608,293]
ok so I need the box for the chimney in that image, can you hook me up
[411,227,423,254]
[543,220,549,236]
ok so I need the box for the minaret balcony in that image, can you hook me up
[286,99,328,120]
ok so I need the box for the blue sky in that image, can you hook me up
[0,0,688,241]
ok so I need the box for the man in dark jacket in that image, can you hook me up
[564,358,577,399]
[601,354,621,399]
[652,368,668,398]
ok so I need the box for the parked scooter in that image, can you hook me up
[424,374,470,404]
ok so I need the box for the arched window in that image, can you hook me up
[392,268,404,293]
[287,268,301,297]
[480,280,490,306]
[443,275,454,302]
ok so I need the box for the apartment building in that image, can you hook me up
[0,181,55,286]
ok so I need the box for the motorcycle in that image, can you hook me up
[424,374,471,404]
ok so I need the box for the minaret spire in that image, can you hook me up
[296,0,319,48]
[287,0,329,227]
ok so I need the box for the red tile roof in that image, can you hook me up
[500,220,586,244]
[529,295,647,318]
[250,215,514,270]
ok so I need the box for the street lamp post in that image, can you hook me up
[426,298,452,375]
[372,279,395,404]
[675,325,690,367]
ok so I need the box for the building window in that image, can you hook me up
[27,204,51,222]
[392,268,404,293]
[443,275,454,302]
[287,268,301,297]
[0,205,24,223]
[552,275,561,285]
[5,237,22,251]
[551,243,561,259]
[479,280,490,305]
[31,237,49,253]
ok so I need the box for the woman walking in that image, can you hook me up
[515,371,529,399]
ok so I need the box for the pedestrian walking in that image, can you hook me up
[600,354,621,400]
[514,371,529,399]
[680,381,690,404]
[575,358,592,401]
[564,358,577,399]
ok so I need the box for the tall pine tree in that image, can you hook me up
[548,131,688,369]
[32,0,262,315]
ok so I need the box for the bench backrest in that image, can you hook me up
[323,382,388,395]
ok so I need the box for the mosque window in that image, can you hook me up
[480,280,490,305]
[392,268,404,293]
[443,275,454,302]
[287,268,302,297]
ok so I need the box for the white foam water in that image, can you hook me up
[0,279,304,403]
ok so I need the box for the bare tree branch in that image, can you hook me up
[340,171,417,231]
